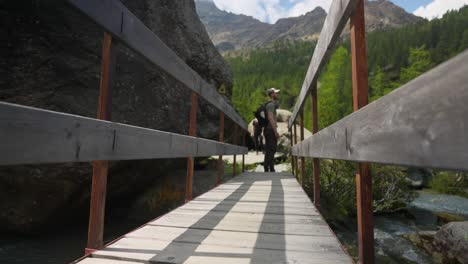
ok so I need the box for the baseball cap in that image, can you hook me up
[267,88,280,95]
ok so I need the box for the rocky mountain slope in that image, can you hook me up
[196,0,424,53]
[0,0,233,233]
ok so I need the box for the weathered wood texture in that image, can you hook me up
[311,84,320,208]
[350,1,374,262]
[185,92,199,203]
[300,111,305,188]
[289,0,357,127]
[0,102,247,166]
[87,32,116,251]
[217,112,225,185]
[75,172,353,264]
[290,128,295,176]
[293,124,299,178]
[233,125,238,176]
[242,132,246,172]
[67,0,247,131]
[292,49,468,172]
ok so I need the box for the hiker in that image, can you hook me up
[264,88,280,172]
[253,118,263,154]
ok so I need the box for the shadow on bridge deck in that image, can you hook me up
[75,172,352,264]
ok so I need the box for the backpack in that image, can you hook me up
[254,102,273,128]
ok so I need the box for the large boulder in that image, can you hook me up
[0,0,232,233]
[434,222,468,263]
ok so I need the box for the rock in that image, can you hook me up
[402,231,444,263]
[276,109,292,123]
[0,0,232,233]
[406,168,433,188]
[435,212,465,225]
[409,191,468,216]
[374,229,434,264]
[406,171,424,188]
[434,222,468,263]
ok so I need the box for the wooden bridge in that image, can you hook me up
[76,172,353,264]
[1,0,467,263]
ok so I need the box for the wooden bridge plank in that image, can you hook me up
[289,0,357,127]
[67,0,247,130]
[75,172,352,264]
[126,226,339,252]
[77,259,140,264]
[292,50,468,172]
[0,102,247,165]
[180,201,319,216]
[89,237,352,264]
[150,210,322,227]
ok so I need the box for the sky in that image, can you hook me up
[211,0,468,23]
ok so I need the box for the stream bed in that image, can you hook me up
[335,190,468,264]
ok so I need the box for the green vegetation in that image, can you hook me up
[226,6,468,131]
[225,7,468,215]
[302,160,414,221]
[227,41,315,124]
[430,171,468,198]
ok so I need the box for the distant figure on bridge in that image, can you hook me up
[264,88,280,172]
[253,119,264,154]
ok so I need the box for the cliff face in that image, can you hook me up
[0,0,233,233]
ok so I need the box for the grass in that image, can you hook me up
[429,171,468,198]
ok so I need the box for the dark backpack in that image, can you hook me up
[254,102,272,128]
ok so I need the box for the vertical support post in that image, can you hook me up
[242,131,246,172]
[86,32,116,254]
[311,83,320,209]
[233,125,238,176]
[185,92,199,203]
[300,111,305,188]
[293,122,298,179]
[351,0,374,263]
[217,112,225,185]
[289,128,295,176]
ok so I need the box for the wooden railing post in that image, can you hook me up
[217,112,225,185]
[185,92,199,203]
[351,0,374,263]
[233,125,238,176]
[86,32,117,254]
[293,122,298,179]
[242,131,246,172]
[289,128,295,175]
[311,83,320,209]
[300,111,305,188]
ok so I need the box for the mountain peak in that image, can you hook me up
[196,0,424,53]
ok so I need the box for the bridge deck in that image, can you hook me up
[77,172,353,264]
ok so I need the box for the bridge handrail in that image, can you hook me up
[288,0,357,128]
[68,0,248,131]
[1,0,249,254]
[0,102,247,166]
[289,0,468,262]
[292,50,468,171]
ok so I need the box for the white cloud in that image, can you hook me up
[212,0,329,23]
[413,0,468,20]
[288,0,332,18]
